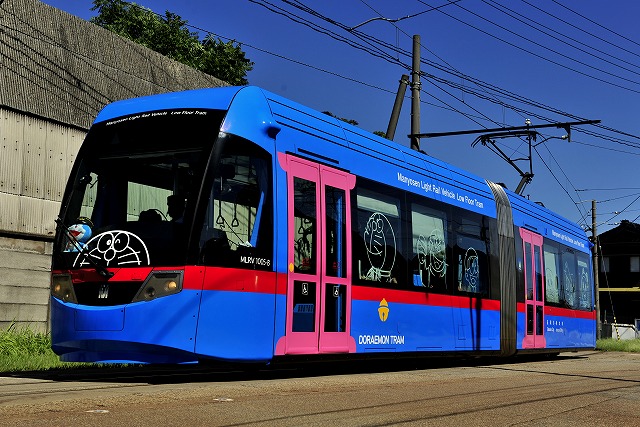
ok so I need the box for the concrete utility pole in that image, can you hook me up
[592,200,601,340]
[410,34,421,152]
[385,74,410,140]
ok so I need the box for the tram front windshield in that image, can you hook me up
[53,109,224,269]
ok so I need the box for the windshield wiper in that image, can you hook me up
[55,217,114,279]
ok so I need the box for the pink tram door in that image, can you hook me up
[520,228,546,349]
[277,154,356,355]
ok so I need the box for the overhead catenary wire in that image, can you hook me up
[535,144,590,221]
[532,145,589,220]
[149,2,640,155]
[85,0,639,154]
[79,0,639,224]
[272,0,640,149]
[483,0,640,76]
[416,0,640,94]
[357,0,527,126]
[453,0,640,85]
[519,0,640,63]
[549,0,640,51]
[243,0,636,222]
[599,194,640,225]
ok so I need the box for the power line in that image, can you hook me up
[537,144,590,220]
[351,0,462,30]
[533,145,588,220]
[359,0,529,127]
[482,0,640,77]
[416,0,640,94]
[248,0,640,152]
[79,0,640,228]
[118,0,639,162]
[577,187,640,192]
[549,0,640,50]
[601,194,640,225]
[427,82,489,128]
[599,193,640,204]
[518,0,640,64]
[571,140,640,156]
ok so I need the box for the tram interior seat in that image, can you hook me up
[200,228,232,265]
[138,209,163,222]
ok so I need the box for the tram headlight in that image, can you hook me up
[132,271,183,303]
[51,274,77,304]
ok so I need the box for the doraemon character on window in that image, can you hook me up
[64,217,93,252]
[74,230,150,268]
[363,212,397,283]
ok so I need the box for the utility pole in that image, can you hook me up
[385,74,410,140]
[592,199,601,340]
[410,34,421,152]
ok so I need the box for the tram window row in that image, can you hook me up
[352,177,593,312]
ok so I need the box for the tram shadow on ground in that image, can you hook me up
[4,353,587,385]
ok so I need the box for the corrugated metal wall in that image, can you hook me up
[0,110,82,332]
[0,109,83,237]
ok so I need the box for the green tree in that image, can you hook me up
[322,111,358,126]
[90,0,253,85]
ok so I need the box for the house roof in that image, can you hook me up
[598,220,640,257]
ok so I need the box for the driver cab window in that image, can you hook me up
[199,135,273,270]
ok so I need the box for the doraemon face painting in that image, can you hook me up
[73,230,150,268]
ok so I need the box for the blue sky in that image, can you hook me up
[42,0,640,233]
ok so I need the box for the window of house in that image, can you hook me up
[630,256,639,273]
[601,257,610,273]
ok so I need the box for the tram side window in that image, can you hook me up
[77,172,98,219]
[514,229,525,302]
[353,182,407,287]
[561,249,577,309]
[452,212,489,295]
[410,203,448,290]
[543,240,592,311]
[198,136,272,270]
[577,254,592,310]
[543,244,561,304]
[293,177,317,274]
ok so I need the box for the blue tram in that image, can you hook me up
[50,86,595,364]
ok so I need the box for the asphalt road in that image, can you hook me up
[0,351,639,426]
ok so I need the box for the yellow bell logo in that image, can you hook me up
[378,298,389,322]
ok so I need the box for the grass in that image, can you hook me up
[596,338,640,353]
[0,323,79,373]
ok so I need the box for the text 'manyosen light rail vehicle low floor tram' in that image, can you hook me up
[51,86,595,364]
